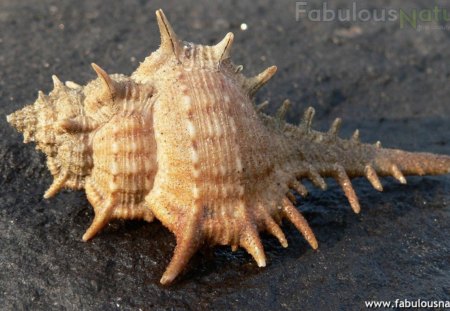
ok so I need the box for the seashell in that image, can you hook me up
[7,75,91,197]
[7,9,450,285]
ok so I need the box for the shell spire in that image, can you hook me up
[7,74,94,198]
[90,63,138,108]
[52,75,64,90]
[155,9,182,57]
[44,171,70,199]
[91,63,117,98]
[7,104,37,143]
[244,66,277,97]
[213,32,234,62]
[328,118,342,136]
[300,106,315,132]
[37,90,47,102]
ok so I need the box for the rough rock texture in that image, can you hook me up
[0,0,449,309]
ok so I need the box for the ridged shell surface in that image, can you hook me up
[6,9,450,285]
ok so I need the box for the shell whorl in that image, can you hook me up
[133,9,277,99]
[6,64,155,198]
[6,9,450,286]
[7,77,92,197]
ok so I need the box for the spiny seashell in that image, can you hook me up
[7,75,90,197]
[7,9,450,285]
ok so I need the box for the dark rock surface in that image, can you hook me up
[0,0,449,310]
